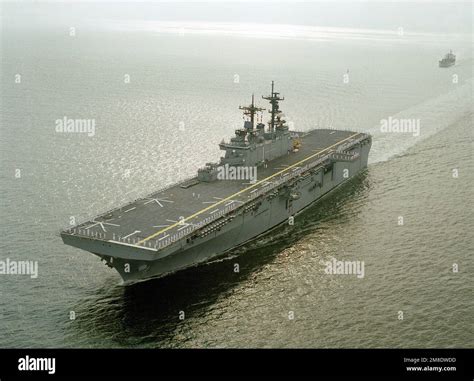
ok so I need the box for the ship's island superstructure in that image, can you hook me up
[61,82,372,282]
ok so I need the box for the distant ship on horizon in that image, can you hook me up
[439,50,456,67]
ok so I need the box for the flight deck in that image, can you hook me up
[62,129,364,250]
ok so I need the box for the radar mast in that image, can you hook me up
[239,94,265,129]
[262,81,284,133]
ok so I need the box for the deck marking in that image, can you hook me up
[123,230,141,239]
[203,196,224,204]
[177,223,193,231]
[124,207,136,213]
[209,209,219,214]
[137,132,361,245]
[225,200,242,206]
[144,198,174,207]
[84,220,120,233]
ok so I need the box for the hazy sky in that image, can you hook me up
[2,1,472,34]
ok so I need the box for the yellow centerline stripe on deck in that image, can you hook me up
[137,132,361,245]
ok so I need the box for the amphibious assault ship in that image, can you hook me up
[439,50,456,67]
[61,82,372,282]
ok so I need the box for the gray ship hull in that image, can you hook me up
[116,159,369,282]
[439,61,455,68]
[61,130,371,283]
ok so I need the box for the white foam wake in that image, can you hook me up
[368,78,473,164]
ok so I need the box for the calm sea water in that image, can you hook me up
[0,6,473,348]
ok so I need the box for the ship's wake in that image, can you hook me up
[367,78,473,165]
